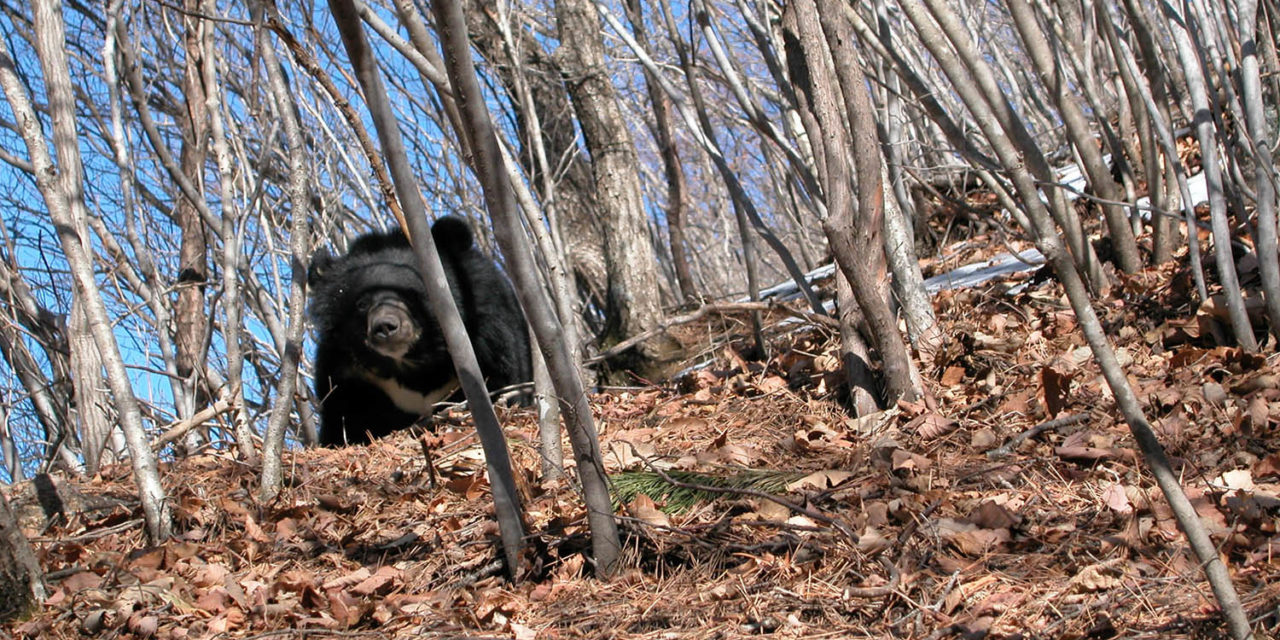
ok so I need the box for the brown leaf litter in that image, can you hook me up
[5,243,1280,639]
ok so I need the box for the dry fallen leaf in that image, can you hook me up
[906,411,957,440]
[941,366,966,386]
[1214,469,1255,492]
[1040,365,1074,418]
[934,518,1010,555]
[1055,445,1116,463]
[628,493,672,528]
[857,526,891,554]
[891,449,932,472]
[786,470,854,492]
[1254,454,1280,479]
[967,501,1020,529]
[970,428,999,449]
[1074,561,1124,591]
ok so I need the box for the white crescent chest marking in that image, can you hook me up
[363,372,460,415]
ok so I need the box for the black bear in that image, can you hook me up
[308,217,532,446]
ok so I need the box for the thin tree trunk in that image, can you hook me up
[532,334,563,481]
[255,0,312,500]
[623,0,698,305]
[1,406,23,482]
[205,0,257,464]
[787,0,919,404]
[1117,0,1179,265]
[70,300,112,476]
[733,198,767,355]
[881,154,941,363]
[11,0,171,541]
[175,0,211,441]
[1162,0,1256,350]
[432,0,622,577]
[836,271,878,417]
[556,0,672,363]
[1236,0,1280,341]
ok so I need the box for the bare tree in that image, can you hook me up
[1235,0,1280,340]
[623,0,698,305]
[174,0,213,440]
[555,0,677,368]
[785,0,919,404]
[3,0,172,541]
[257,0,312,500]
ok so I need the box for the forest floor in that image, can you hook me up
[5,233,1280,640]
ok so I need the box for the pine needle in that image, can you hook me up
[610,469,805,513]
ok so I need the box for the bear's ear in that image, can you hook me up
[308,250,335,287]
[431,216,475,254]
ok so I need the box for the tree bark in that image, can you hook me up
[0,488,45,622]
[433,0,622,576]
[70,300,113,476]
[175,0,211,437]
[11,0,172,541]
[623,0,698,305]
[786,0,919,404]
[256,0,312,499]
[555,0,674,365]
[836,271,878,416]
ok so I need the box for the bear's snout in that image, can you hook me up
[369,308,403,342]
[366,299,418,359]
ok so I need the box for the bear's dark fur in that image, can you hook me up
[308,217,532,446]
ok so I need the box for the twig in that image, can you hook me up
[32,517,143,544]
[151,398,233,451]
[590,301,838,363]
[986,412,1090,459]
